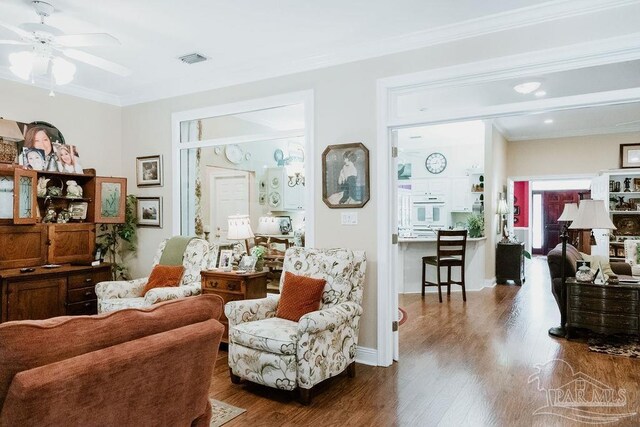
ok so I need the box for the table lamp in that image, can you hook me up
[0,118,23,163]
[496,197,509,242]
[550,199,616,338]
[227,215,254,253]
[256,216,281,236]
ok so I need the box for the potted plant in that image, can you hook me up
[467,214,485,238]
[251,245,267,271]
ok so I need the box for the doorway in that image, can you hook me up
[531,190,589,255]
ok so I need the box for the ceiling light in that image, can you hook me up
[514,81,542,94]
[544,119,554,124]
[9,49,76,86]
[535,90,547,97]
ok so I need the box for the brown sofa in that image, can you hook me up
[547,243,631,335]
[0,294,224,426]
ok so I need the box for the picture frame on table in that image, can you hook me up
[218,249,233,269]
[136,155,163,187]
[322,142,370,209]
[68,201,89,221]
[136,196,162,228]
[620,144,640,169]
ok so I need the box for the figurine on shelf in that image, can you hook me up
[65,180,82,198]
[37,177,50,198]
[42,207,57,223]
[47,186,62,197]
[56,209,71,223]
[624,177,632,192]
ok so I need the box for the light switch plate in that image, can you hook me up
[341,212,358,225]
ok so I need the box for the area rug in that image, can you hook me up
[588,336,640,358]
[398,307,408,326]
[210,398,246,427]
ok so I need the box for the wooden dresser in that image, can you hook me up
[0,263,111,322]
[496,242,525,285]
[200,270,268,343]
[566,278,640,337]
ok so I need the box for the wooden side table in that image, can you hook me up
[200,270,267,343]
[496,242,525,285]
[566,277,640,338]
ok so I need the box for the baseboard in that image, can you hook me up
[484,277,497,288]
[356,346,378,366]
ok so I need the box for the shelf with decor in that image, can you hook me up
[603,171,640,261]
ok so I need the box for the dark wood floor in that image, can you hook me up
[209,258,640,426]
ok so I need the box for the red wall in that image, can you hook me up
[514,181,529,228]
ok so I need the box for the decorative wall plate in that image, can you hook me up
[259,193,266,205]
[245,152,252,160]
[259,180,266,191]
[214,146,222,155]
[225,144,244,164]
[268,191,281,208]
[270,176,280,188]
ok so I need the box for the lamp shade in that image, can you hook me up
[569,200,616,230]
[227,215,255,240]
[0,119,23,141]
[558,203,578,222]
[256,216,281,235]
[496,198,509,215]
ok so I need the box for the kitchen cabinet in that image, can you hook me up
[451,177,471,211]
[267,167,304,211]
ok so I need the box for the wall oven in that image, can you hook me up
[412,194,445,232]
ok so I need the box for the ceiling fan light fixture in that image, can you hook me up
[513,81,541,94]
[52,56,75,85]
[9,51,34,80]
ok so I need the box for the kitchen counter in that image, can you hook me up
[399,236,487,243]
[397,236,487,294]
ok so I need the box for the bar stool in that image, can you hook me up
[422,230,468,302]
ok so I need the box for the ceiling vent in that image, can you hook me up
[178,53,208,65]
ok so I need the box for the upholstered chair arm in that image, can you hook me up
[143,285,202,305]
[296,302,363,390]
[225,297,280,327]
[297,302,363,335]
[94,278,148,299]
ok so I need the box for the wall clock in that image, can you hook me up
[425,152,447,174]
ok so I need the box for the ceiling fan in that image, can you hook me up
[0,1,130,88]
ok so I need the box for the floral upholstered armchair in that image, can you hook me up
[95,238,213,313]
[225,247,366,404]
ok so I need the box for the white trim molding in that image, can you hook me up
[170,90,315,246]
[355,346,378,367]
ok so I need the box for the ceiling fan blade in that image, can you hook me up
[61,48,131,76]
[0,21,32,39]
[616,119,640,127]
[56,33,120,47]
[0,40,28,45]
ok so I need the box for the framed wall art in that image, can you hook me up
[92,177,127,223]
[136,196,162,228]
[136,155,163,187]
[322,142,370,208]
[620,144,640,169]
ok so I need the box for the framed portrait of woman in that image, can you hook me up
[322,142,370,208]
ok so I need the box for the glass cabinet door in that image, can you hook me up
[0,174,14,220]
[13,168,38,224]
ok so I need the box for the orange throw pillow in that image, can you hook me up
[142,265,185,296]
[276,272,326,322]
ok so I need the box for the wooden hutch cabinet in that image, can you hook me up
[0,164,125,322]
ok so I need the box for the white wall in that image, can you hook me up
[0,79,122,177]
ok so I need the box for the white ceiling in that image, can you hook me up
[398,120,485,151]
[0,0,628,105]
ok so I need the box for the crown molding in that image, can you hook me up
[118,0,640,106]
[1,0,638,106]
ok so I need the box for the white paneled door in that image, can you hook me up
[209,171,250,240]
